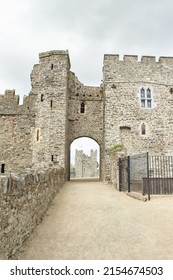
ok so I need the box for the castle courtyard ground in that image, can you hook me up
[18,180,173,260]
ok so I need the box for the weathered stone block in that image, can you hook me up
[0,167,65,260]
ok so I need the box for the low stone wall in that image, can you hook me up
[0,167,65,259]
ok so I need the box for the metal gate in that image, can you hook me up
[119,153,150,200]
[119,156,130,192]
[119,153,173,200]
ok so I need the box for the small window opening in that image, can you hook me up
[50,100,53,109]
[141,123,146,135]
[80,101,85,113]
[51,64,54,70]
[41,94,44,102]
[51,155,54,162]
[1,163,5,173]
[36,129,40,141]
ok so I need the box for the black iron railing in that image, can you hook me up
[119,153,173,200]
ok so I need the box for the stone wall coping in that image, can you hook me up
[39,50,71,68]
[39,50,69,58]
[0,167,64,195]
[104,53,173,64]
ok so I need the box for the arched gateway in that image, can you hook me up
[67,79,104,180]
[69,137,100,180]
[29,51,105,180]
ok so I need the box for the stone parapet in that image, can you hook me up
[0,167,65,259]
[103,53,173,84]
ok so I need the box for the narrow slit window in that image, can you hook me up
[36,129,40,141]
[41,94,44,102]
[51,64,54,70]
[51,155,54,162]
[50,100,53,108]
[141,123,146,135]
[80,101,85,113]
[1,163,5,173]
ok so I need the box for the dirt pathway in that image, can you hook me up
[18,180,173,260]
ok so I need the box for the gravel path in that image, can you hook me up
[18,180,173,260]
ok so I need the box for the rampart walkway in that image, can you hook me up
[19,180,173,259]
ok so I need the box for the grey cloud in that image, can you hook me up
[1,0,173,96]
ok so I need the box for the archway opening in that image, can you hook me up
[70,137,100,181]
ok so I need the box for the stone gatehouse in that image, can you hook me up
[1,50,173,180]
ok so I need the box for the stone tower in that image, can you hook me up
[75,149,98,178]
[31,51,70,171]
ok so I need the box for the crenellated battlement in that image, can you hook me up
[103,53,173,84]
[141,56,156,63]
[104,53,173,64]
[0,89,19,102]
[0,90,20,112]
[0,89,36,114]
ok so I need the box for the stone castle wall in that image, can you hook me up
[75,149,98,178]
[1,51,173,180]
[103,55,173,178]
[0,90,36,172]
[0,167,65,259]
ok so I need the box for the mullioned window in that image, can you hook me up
[140,87,152,108]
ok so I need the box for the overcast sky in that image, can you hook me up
[1,0,173,98]
[1,0,173,157]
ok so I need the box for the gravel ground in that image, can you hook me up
[18,180,173,260]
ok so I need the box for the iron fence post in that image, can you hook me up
[127,156,130,192]
[147,152,150,201]
[119,158,122,191]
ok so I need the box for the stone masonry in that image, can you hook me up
[103,55,173,177]
[75,149,98,178]
[1,51,173,180]
[0,167,65,259]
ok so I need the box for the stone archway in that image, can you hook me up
[67,74,104,180]
[67,136,103,181]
